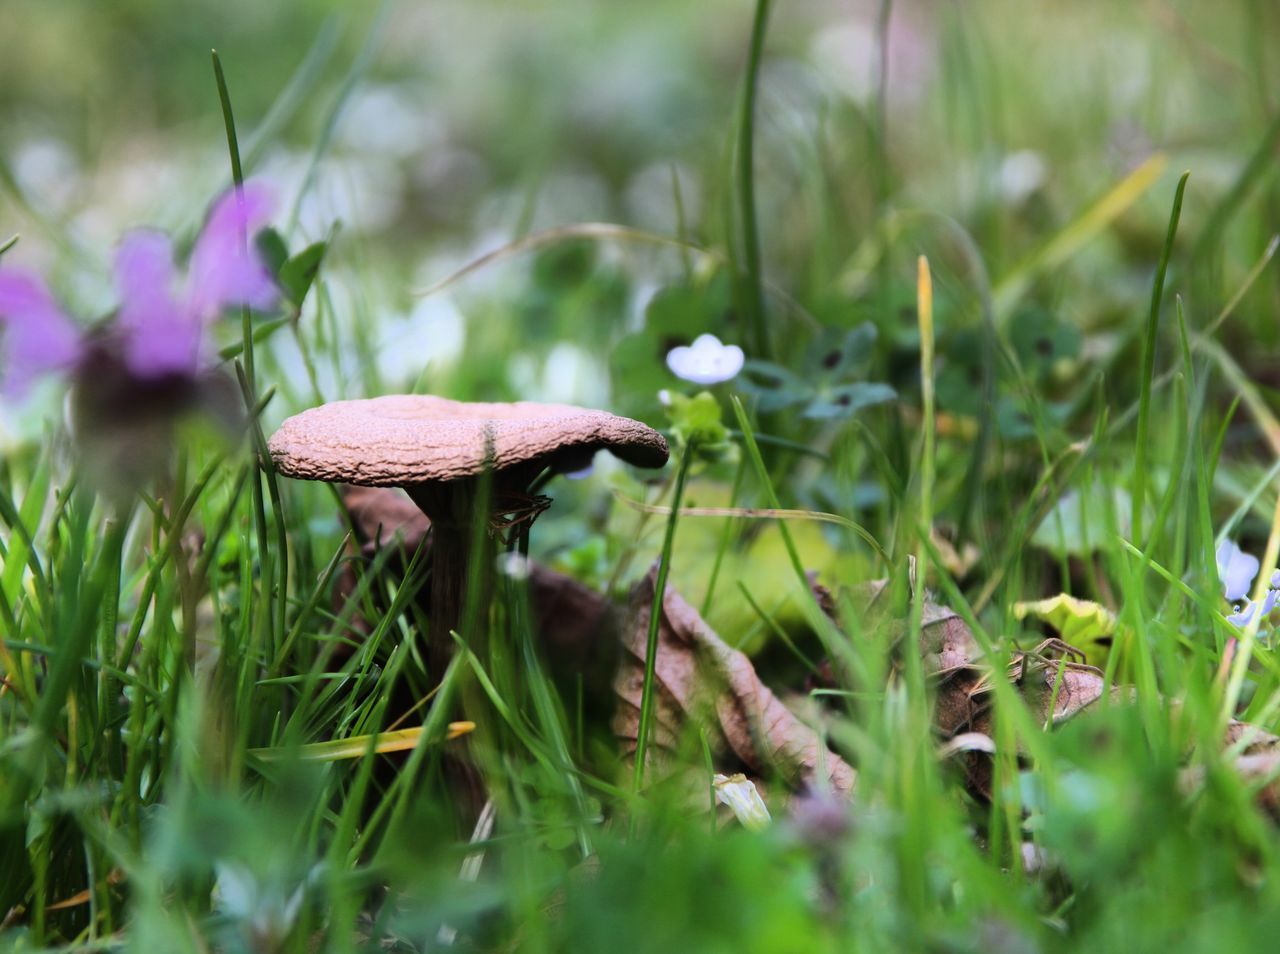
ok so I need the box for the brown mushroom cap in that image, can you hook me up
[268,395,669,486]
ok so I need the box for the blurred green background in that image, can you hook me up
[5,4,1280,950]
[5,0,1278,636]
[4,0,1276,415]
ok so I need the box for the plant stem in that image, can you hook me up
[633,443,695,795]
[212,50,255,393]
[1132,171,1189,546]
[908,256,935,694]
[737,0,772,359]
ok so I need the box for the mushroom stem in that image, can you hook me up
[431,518,484,650]
[406,482,495,654]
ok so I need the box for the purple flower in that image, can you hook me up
[184,182,278,325]
[0,272,85,399]
[0,182,277,395]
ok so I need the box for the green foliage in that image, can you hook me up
[257,229,329,311]
[611,271,733,420]
[664,390,731,457]
[739,323,895,420]
[4,0,1280,950]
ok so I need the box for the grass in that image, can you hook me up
[3,1,1280,951]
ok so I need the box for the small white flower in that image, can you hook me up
[495,551,531,580]
[713,773,771,831]
[657,388,673,406]
[665,334,744,385]
[214,862,308,946]
[998,150,1047,205]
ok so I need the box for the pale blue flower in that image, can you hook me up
[1217,539,1278,628]
[1217,539,1259,602]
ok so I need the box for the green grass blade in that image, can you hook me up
[1131,170,1189,546]
[735,0,772,358]
[632,444,694,795]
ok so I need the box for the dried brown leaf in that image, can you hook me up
[1180,749,1280,821]
[1235,752,1280,819]
[1224,719,1280,755]
[810,577,982,697]
[1009,650,1109,727]
[921,607,982,677]
[344,485,431,557]
[615,566,856,797]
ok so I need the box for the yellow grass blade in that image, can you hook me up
[993,153,1168,320]
[250,722,475,763]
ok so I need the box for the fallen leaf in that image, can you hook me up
[1224,719,1280,755]
[1179,749,1280,821]
[919,604,984,677]
[1006,641,1112,727]
[810,577,981,677]
[615,566,856,797]
[1013,593,1124,666]
[946,640,1124,797]
[343,485,430,556]
[819,585,1113,739]
[1234,752,1280,818]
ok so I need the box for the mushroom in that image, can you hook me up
[267,395,669,654]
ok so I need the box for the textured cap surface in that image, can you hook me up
[268,394,669,486]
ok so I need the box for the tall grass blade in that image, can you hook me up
[1131,171,1189,546]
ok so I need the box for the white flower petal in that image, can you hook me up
[665,333,745,385]
[213,863,257,920]
[998,150,1047,204]
[495,551,531,580]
